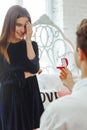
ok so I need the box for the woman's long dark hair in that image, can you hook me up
[0,5,31,58]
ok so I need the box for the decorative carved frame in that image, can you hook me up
[32,14,79,74]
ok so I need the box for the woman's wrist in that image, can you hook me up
[26,41,31,44]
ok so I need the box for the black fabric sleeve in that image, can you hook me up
[0,52,9,82]
[0,52,6,73]
[7,40,40,74]
[23,41,40,73]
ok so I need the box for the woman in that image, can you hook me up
[0,5,44,130]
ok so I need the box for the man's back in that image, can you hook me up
[40,78,87,130]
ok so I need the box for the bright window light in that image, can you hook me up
[23,0,46,23]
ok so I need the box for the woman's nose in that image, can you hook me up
[21,26,26,33]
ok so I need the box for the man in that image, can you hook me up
[40,19,87,130]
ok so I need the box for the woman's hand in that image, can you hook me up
[59,67,75,91]
[25,21,32,42]
[37,69,43,74]
[24,69,43,78]
[25,22,35,59]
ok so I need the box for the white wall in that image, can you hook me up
[46,0,64,32]
[46,0,87,46]
[63,0,87,45]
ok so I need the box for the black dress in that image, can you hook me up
[0,40,44,130]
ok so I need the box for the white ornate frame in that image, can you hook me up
[32,14,79,74]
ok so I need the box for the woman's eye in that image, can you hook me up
[16,23,21,27]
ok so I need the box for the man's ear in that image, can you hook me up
[78,48,85,61]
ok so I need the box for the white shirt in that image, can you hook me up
[40,78,87,130]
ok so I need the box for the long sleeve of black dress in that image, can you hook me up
[7,40,40,73]
[0,52,10,82]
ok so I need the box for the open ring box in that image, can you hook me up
[56,58,68,69]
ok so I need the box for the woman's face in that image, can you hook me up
[14,16,29,42]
